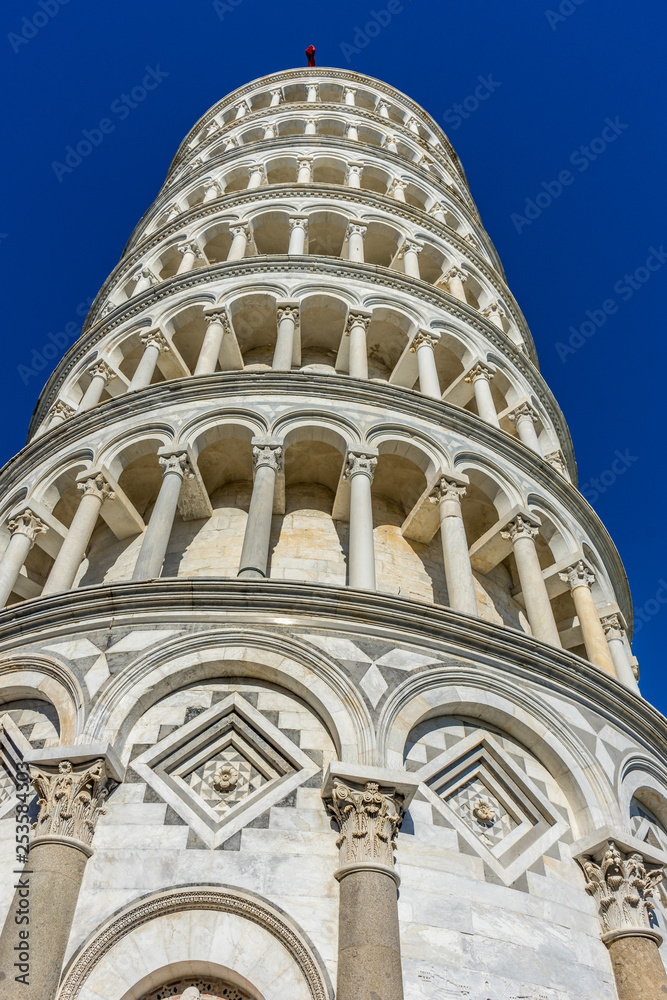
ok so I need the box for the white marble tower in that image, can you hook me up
[0,68,666,1000]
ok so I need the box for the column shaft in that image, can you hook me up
[336,869,404,1000]
[348,465,376,590]
[347,226,366,262]
[571,584,616,675]
[513,534,560,645]
[78,369,110,412]
[348,322,368,379]
[515,413,542,454]
[414,338,441,398]
[435,490,477,615]
[273,307,298,371]
[237,446,281,579]
[195,315,226,375]
[0,532,32,607]
[607,934,667,1000]
[132,461,186,580]
[472,375,499,427]
[128,341,161,392]
[42,483,110,596]
[288,220,307,255]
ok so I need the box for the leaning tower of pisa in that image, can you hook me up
[0,67,666,1000]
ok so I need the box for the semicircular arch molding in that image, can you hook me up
[0,653,86,743]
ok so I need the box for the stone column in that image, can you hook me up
[269,88,282,106]
[346,310,372,379]
[509,402,542,455]
[501,513,561,646]
[321,765,419,1000]
[176,240,203,274]
[306,83,319,102]
[297,156,313,182]
[48,400,75,429]
[133,266,158,295]
[482,302,506,330]
[304,118,317,136]
[227,223,251,261]
[287,216,308,255]
[400,240,423,279]
[346,122,359,142]
[464,363,500,428]
[78,361,114,413]
[390,179,407,202]
[429,478,478,616]
[0,752,119,1000]
[444,266,468,302]
[128,330,168,392]
[410,331,441,399]
[346,163,363,189]
[132,452,193,581]
[273,301,299,371]
[42,475,114,596]
[385,134,398,153]
[546,450,568,477]
[224,135,238,152]
[576,840,667,1000]
[431,202,447,223]
[346,222,367,263]
[377,100,390,118]
[247,164,265,190]
[0,510,47,608]
[202,180,222,203]
[194,310,225,375]
[237,442,282,579]
[344,451,377,590]
[407,116,420,134]
[234,101,247,119]
[559,561,617,676]
[344,87,357,106]
[263,123,276,139]
[601,614,640,692]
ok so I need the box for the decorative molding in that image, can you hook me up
[429,476,467,506]
[252,441,283,473]
[559,559,596,591]
[326,778,402,869]
[344,450,377,481]
[158,451,193,479]
[7,509,47,544]
[500,512,539,544]
[578,841,664,939]
[77,474,115,503]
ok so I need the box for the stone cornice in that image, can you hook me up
[0,579,654,753]
[32,259,551,442]
[110,181,505,327]
[167,68,469,192]
[18,374,629,621]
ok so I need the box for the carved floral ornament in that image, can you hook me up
[30,758,117,846]
[579,841,664,936]
[325,778,404,869]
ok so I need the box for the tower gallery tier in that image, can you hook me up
[0,69,666,1000]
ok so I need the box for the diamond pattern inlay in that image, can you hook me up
[447,775,518,848]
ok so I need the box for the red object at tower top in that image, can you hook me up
[306,45,316,67]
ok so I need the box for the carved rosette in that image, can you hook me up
[579,842,664,937]
[325,778,404,869]
[30,758,117,847]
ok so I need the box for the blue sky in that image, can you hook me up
[2,0,665,709]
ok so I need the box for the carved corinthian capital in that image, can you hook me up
[30,758,117,847]
[579,841,664,939]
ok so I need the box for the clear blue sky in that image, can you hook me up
[2,0,665,710]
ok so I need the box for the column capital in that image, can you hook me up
[345,121,359,137]
[140,329,169,353]
[229,221,251,239]
[429,476,467,506]
[86,360,115,383]
[430,201,445,215]
[601,612,627,639]
[346,220,367,239]
[376,100,389,114]
[345,309,372,334]
[297,155,314,168]
[445,265,468,283]
[204,180,222,197]
[344,450,377,482]
[345,162,363,180]
[399,239,423,258]
[159,451,194,479]
[464,361,495,383]
[247,163,266,180]
[276,299,300,323]
[176,240,203,259]
[288,214,309,232]
[135,266,158,285]
[500,512,540,544]
[576,840,665,943]
[50,399,75,422]
[545,450,567,476]
[7,508,48,544]
[203,306,229,328]
[322,764,419,880]
[28,754,120,849]
[410,329,440,352]
[252,441,283,473]
[269,87,283,102]
[389,178,407,193]
[76,473,115,503]
[343,86,357,99]
[482,302,506,321]
[559,559,596,591]
[509,401,538,424]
